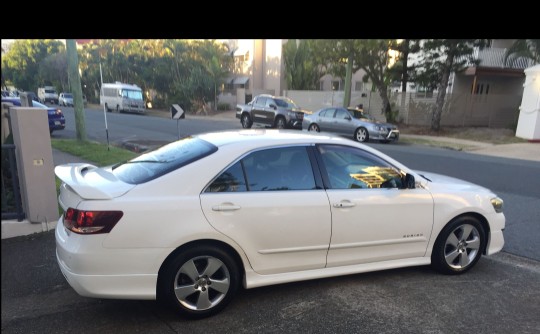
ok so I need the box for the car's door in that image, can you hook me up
[200,146,332,275]
[331,108,357,136]
[251,96,268,125]
[316,144,434,267]
[317,108,336,132]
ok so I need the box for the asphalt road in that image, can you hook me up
[2,231,539,334]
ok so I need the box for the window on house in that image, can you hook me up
[331,81,341,91]
[473,82,490,95]
[319,81,325,91]
[355,81,364,91]
[415,86,433,98]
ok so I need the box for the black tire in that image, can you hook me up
[354,127,369,142]
[116,105,120,113]
[274,116,286,129]
[241,113,252,129]
[431,216,485,275]
[105,103,111,112]
[158,246,240,319]
[308,123,320,132]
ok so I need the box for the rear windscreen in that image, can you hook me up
[112,137,217,184]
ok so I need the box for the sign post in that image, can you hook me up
[170,104,185,140]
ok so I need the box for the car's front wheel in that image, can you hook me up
[354,127,369,142]
[431,216,485,275]
[159,246,240,319]
[274,116,286,129]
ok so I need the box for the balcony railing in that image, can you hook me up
[471,47,536,69]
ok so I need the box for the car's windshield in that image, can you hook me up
[64,94,73,98]
[274,98,299,109]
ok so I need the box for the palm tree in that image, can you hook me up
[504,39,540,67]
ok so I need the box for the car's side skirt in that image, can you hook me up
[243,257,431,289]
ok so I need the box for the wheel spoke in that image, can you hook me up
[446,232,460,248]
[445,249,460,264]
[196,289,212,309]
[459,252,471,267]
[462,225,474,241]
[467,237,481,251]
[180,259,200,282]
[174,284,197,300]
[202,258,223,277]
[209,278,230,294]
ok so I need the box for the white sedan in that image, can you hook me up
[54,129,505,319]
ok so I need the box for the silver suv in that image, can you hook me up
[236,94,308,129]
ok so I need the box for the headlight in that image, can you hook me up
[490,197,504,213]
[375,126,388,132]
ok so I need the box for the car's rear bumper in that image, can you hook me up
[55,219,163,300]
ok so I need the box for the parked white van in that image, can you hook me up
[38,86,59,104]
[100,82,145,113]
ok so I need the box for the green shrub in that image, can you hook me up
[217,103,231,111]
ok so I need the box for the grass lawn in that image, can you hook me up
[51,139,138,166]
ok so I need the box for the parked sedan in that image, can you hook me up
[303,106,399,143]
[54,129,505,319]
[1,97,65,134]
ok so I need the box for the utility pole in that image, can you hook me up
[66,39,87,141]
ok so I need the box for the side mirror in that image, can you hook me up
[404,174,415,189]
[345,116,351,121]
[269,104,277,110]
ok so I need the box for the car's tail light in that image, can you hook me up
[56,109,63,115]
[63,208,123,234]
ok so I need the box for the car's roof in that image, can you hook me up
[2,97,51,109]
[194,129,410,172]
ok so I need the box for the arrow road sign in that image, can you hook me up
[171,104,185,119]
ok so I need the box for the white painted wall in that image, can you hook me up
[516,64,540,140]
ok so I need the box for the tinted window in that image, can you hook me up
[113,137,217,184]
[205,161,247,193]
[320,108,335,118]
[253,97,267,107]
[318,144,404,189]
[335,108,350,119]
[207,147,316,192]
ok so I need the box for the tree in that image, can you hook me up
[504,39,540,67]
[416,39,489,131]
[39,52,69,92]
[354,39,401,122]
[387,39,422,92]
[1,39,64,92]
[313,39,364,108]
[282,40,326,90]
[190,40,233,110]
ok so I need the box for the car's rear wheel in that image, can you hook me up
[308,124,320,132]
[274,116,286,129]
[241,113,252,129]
[431,216,485,275]
[105,103,111,112]
[354,127,369,142]
[159,246,240,319]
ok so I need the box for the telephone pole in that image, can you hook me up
[66,39,87,141]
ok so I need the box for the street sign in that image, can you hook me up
[171,104,185,119]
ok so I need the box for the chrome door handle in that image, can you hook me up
[333,202,356,208]
[212,204,241,211]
